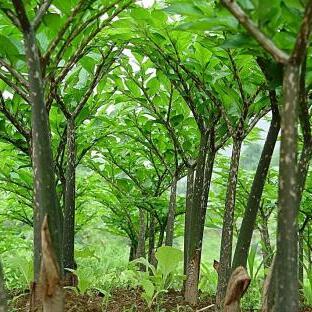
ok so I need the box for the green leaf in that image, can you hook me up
[155,246,183,279]
[0,35,20,63]
[164,3,204,17]
[220,34,258,49]
[177,16,238,31]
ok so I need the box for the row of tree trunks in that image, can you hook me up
[221,1,312,310]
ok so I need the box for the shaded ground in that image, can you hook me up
[10,288,312,311]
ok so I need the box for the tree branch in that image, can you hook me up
[33,0,52,30]
[0,72,30,103]
[12,0,31,32]
[0,92,30,141]
[0,59,28,89]
[221,0,289,64]
[292,0,312,64]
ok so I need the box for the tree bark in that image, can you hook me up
[165,174,178,246]
[40,216,64,312]
[184,131,209,305]
[129,241,137,262]
[136,208,146,259]
[148,213,157,267]
[232,100,280,269]
[157,222,166,248]
[63,118,76,275]
[216,137,242,306]
[0,261,7,312]
[184,166,195,278]
[298,231,304,304]
[12,1,63,281]
[275,63,300,312]
[258,220,273,271]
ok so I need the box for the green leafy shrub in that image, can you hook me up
[131,246,184,308]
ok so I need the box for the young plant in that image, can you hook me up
[131,246,183,308]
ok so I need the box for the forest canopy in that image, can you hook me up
[0,0,311,311]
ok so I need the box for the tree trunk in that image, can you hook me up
[136,208,146,259]
[12,4,63,281]
[40,217,64,312]
[298,232,304,304]
[157,222,166,248]
[184,166,195,278]
[63,118,76,275]
[262,255,277,312]
[199,130,215,245]
[129,241,137,262]
[148,213,157,267]
[258,221,273,271]
[275,63,300,312]
[184,131,209,305]
[232,103,280,269]
[165,174,178,246]
[0,261,7,312]
[216,137,242,306]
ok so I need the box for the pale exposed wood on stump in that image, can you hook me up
[224,266,250,312]
[39,216,64,312]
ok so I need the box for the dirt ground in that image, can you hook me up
[10,288,312,312]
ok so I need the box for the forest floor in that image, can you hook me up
[10,288,312,312]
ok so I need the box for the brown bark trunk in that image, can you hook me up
[63,118,76,276]
[148,213,157,267]
[184,166,195,278]
[184,132,209,305]
[216,137,242,306]
[165,174,178,246]
[40,216,64,312]
[232,99,280,269]
[11,2,63,281]
[136,208,146,259]
[298,231,304,304]
[275,63,300,312]
[258,220,273,272]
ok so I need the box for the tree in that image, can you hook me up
[221,0,312,310]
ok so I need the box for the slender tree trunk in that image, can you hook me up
[275,63,300,312]
[184,166,195,278]
[136,208,146,259]
[258,221,273,271]
[157,223,166,248]
[129,241,137,261]
[165,174,178,246]
[0,261,7,312]
[12,3,63,281]
[63,118,76,274]
[199,130,215,244]
[298,231,304,304]
[184,131,209,305]
[232,103,280,269]
[148,213,156,266]
[216,137,242,306]
[262,255,277,312]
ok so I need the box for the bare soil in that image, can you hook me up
[10,288,312,312]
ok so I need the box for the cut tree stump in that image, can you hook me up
[224,266,251,312]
